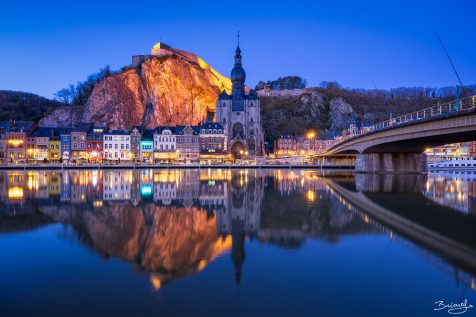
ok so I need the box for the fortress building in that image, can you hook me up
[215,43,265,159]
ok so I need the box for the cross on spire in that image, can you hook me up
[237,31,240,46]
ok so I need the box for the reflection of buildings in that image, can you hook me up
[70,170,88,203]
[103,170,132,201]
[199,179,227,214]
[2,168,475,293]
[273,169,328,200]
[153,180,176,205]
[152,170,178,205]
[425,173,476,214]
[176,170,200,207]
[5,171,26,203]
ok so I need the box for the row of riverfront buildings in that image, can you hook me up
[0,120,233,164]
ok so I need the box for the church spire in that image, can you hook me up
[234,31,242,66]
[231,32,246,97]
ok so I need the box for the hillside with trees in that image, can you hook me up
[54,65,116,106]
[255,76,307,90]
[259,79,476,148]
[0,90,65,122]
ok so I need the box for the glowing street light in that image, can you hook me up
[306,131,316,139]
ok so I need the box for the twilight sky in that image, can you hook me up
[1,0,475,99]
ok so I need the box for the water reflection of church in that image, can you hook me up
[0,169,267,285]
[2,169,476,291]
[216,171,264,283]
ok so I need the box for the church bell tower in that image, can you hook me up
[215,35,265,159]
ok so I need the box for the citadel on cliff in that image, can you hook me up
[133,40,266,159]
[3,41,265,164]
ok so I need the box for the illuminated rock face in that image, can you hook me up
[42,43,232,129]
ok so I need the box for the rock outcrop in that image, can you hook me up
[329,97,353,132]
[40,42,232,129]
[260,89,355,140]
[37,106,83,128]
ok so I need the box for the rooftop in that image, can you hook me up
[200,122,224,130]
[30,127,59,138]
[105,130,130,135]
[176,126,200,135]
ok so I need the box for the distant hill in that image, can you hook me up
[0,90,65,122]
[259,84,476,147]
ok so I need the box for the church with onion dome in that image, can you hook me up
[215,41,265,159]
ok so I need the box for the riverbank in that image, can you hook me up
[0,164,355,170]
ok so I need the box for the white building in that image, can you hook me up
[103,130,132,161]
[153,126,177,162]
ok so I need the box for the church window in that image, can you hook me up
[232,123,245,139]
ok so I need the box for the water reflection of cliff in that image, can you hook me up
[0,169,408,287]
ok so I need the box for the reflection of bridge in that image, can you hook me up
[322,175,476,274]
[322,95,476,172]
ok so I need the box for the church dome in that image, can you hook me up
[231,65,246,84]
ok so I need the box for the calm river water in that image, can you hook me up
[0,169,475,317]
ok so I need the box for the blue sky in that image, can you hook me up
[1,0,475,98]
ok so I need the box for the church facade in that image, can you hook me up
[215,44,265,158]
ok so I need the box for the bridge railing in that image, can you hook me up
[333,94,476,147]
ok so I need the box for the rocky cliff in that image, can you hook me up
[40,42,232,129]
[261,90,354,142]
